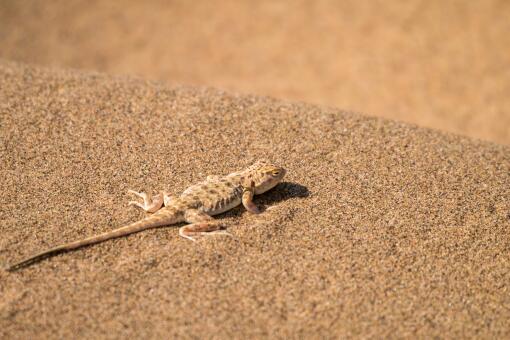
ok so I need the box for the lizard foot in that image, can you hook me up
[128,189,164,213]
[178,222,231,242]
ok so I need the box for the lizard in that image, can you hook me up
[6,160,286,271]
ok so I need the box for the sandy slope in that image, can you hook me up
[0,1,509,144]
[0,61,509,338]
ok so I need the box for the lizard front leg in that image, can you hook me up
[179,209,230,241]
[242,180,261,214]
[128,190,174,213]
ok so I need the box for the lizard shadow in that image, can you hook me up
[219,181,310,218]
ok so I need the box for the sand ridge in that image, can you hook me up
[1,61,509,338]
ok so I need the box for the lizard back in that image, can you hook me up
[180,173,245,215]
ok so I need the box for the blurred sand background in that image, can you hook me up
[1,1,510,339]
[0,0,509,144]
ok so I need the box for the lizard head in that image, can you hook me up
[244,159,286,194]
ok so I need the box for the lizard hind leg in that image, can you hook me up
[128,190,164,213]
[179,209,230,241]
[162,191,175,207]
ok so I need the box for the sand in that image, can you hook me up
[0,61,509,338]
[0,1,509,145]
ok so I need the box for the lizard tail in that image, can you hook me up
[6,208,180,272]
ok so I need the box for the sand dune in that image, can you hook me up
[1,61,509,338]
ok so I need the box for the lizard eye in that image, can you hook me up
[271,170,280,177]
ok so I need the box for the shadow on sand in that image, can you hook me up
[222,181,310,218]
